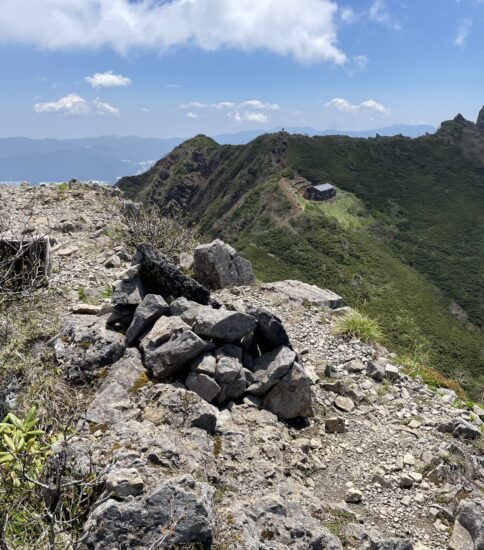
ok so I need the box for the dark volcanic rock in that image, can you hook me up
[135,242,216,306]
[246,306,291,353]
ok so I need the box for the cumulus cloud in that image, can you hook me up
[34,93,119,116]
[454,18,472,46]
[180,99,278,124]
[340,6,358,23]
[33,93,89,115]
[93,97,120,116]
[85,70,131,88]
[325,97,390,115]
[0,0,346,65]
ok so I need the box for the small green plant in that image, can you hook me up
[101,285,113,299]
[56,182,69,194]
[78,286,88,303]
[213,434,222,457]
[334,310,383,343]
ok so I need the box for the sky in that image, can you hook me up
[0,0,484,139]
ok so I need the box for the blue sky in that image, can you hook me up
[1,0,483,138]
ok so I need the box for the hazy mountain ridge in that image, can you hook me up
[117,111,484,398]
[0,124,435,184]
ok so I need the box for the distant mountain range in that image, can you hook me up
[0,124,435,184]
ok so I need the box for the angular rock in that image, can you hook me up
[186,372,221,403]
[384,364,401,382]
[345,488,362,503]
[54,314,126,383]
[112,276,144,307]
[334,395,355,412]
[245,306,291,352]
[193,239,256,290]
[449,499,484,550]
[345,359,365,373]
[247,346,296,396]
[104,468,144,498]
[215,351,247,403]
[452,418,481,440]
[325,417,346,434]
[170,297,206,325]
[144,330,213,379]
[263,362,313,419]
[192,307,257,342]
[190,352,217,376]
[79,475,214,549]
[125,294,169,345]
[135,242,213,305]
[261,279,342,309]
[141,315,190,350]
[369,539,413,550]
[366,360,386,382]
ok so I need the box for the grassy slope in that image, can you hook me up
[117,132,484,397]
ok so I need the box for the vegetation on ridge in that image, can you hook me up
[117,121,484,399]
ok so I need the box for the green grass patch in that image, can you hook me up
[334,310,383,343]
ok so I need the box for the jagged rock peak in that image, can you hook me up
[452,113,474,127]
[476,105,484,131]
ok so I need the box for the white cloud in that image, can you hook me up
[454,18,472,46]
[180,98,278,124]
[340,6,358,23]
[85,70,131,88]
[166,84,181,88]
[93,97,120,116]
[141,107,149,113]
[241,100,280,111]
[368,0,401,30]
[353,55,368,70]
[0,0,347,65]
[34,93,119,116]
[33,93,89,115]
[325,97,390,115]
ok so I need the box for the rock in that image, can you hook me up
[192,307,257,342]
[384,364,400,382]
[135,242,213,305]
[140,315,190,349]
[369,539,413,550]
[403,452,416,466]
[214,350,247,403]
[54,314,126,382]
[57,244,79,256]
[112,275,144,308]
[245,306,291,352]
[104,468,144,498]
[345,359,365,373]
[345,488,363,503]
[125,294,169,345]
[261,279,342,308]
[325,417,346,434]
[366,360,386,382]
[104,254,121,269]
[179,252,194,270]
[71,303,105,315]
[334,395,355,412]
[144,330,213,380]
[186,372,221,403]
[190,352,217,376]
[169,297,206,325]
[247,346,296,396]
[263,362,313,419]
[449,499,484,550]
[193,239,256,289]
[79,475,214,549]
[399,474,414,489]
[452,418,481,440]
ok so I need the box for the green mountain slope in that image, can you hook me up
[117,112,484,398]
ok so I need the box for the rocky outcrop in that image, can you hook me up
[193,239,256,289]
[476,105,484,132]
[262,279,343,309]
[449,499,484,550]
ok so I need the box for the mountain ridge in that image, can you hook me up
[117,110,484,398]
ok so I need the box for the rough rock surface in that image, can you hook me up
[261,279,343,309]
[193,239,256,289]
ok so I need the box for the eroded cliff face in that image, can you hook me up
[1,182,483,550]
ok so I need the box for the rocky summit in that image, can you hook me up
[0,182,483,550]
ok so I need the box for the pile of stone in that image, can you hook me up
[55,242,313,419]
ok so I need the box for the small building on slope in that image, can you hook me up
[304,183,336,202]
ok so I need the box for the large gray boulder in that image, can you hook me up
[143,329,213,379]
[247,346,296,396]
[186,372,221,403]
[261,279,342,309]
[192,307,257,342]
[369,540,413,550]
[449,499,484,550]
[246,306,291,352]
[79,475,214,549]
[263,362,313,419]
[54,314,126,383]
[193,239,256,289]
[214,346,247,403]
[125,294,169,345]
